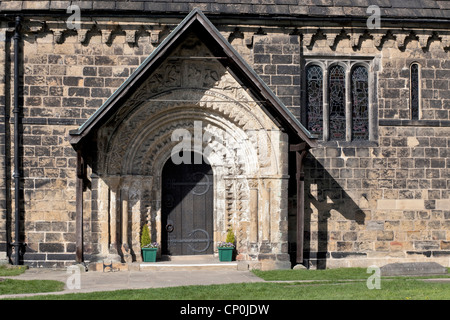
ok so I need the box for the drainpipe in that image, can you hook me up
[12,16,22,265]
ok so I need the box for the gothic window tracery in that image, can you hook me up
[304,60,373,142]
[328,65,346,141]
[306,65,323,139]
[351,65,369,141]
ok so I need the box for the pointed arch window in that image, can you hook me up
[306,65,323,139]
[410,63,420,120]
[351,65,369,141]
[328,65,346,141]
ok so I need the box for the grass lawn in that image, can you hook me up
[4,267,449,300]
[10,278,449,300]
[0,264,28,276]
[252,267,450,281]
[0,265,65,296]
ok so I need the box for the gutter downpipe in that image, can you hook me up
[12,16,22,265]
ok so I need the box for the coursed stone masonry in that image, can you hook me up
[0,11,449,268]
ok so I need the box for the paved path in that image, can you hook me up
[0,268,264,299]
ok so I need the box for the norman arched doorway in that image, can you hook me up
[161,153,214,256]
[69,9,316,269]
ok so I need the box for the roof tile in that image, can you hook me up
[0,0,449,20]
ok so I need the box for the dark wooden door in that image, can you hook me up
[161,155,213,255]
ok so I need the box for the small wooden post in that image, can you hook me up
[76,149,84,263]
[290,143,307,265]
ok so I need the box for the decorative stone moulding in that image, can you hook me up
[13,18,443,51]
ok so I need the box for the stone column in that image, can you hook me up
[107,176,121,262]
[261,182,271,242]
[249,181,259,255]
[120,178,132,263]
[131,176,152,262]
[151,176,161,247]
[97,176,110,258]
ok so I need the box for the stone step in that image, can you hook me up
[139,255,238,271]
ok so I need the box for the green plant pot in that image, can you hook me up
[218,247,234,262]
[142,247,158,262]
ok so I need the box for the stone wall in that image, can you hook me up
[0,23,9,263]
[297,29,450,268]
[1,20,154,267]
[0,15,449,268]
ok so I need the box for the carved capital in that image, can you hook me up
[417,33,431,48]
[53,29,65,44]
[350,31,363,47]
[125,29,137,44]
[441,34,450,48]
[77,29,89,43]
[395,31,409,48]
[301,28,317,47]
[244,32,254,47]
[326,32,339,47]
[106,175,122,191]
[102,26,117,44]
[372,32,385,47]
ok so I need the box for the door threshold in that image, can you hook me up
[161,254,216,262]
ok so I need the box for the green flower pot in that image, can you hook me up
[142,247,157,262]
[218,247,234,262]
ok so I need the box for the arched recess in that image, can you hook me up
[94,88,286,262]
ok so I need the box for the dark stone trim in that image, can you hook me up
[379,119,450,127]
[47,254,77,261]
[330,252,367,259]
[406,251,432,257]
[22,253,46,260]
[317,140,379,148]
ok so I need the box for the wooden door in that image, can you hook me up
[161,155,213,255]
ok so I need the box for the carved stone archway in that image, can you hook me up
[94,85,286,265]
[69,9,316,269]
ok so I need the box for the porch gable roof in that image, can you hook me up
[68,8,317,149]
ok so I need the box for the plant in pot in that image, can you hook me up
[141,224,159,262]
[217,228,235,262]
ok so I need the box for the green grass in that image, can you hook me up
[252,267,370,281]
[252,267,450,281]
[1,267,449,300]
[0,265,28,277]
[10,278,450,300]
[0,279,65,296]
[0,265,65,296]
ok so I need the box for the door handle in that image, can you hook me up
[166,224,174,233]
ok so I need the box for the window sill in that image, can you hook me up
[379,119,450,127]
[316,140,379,148]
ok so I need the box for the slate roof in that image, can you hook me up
[1,0,450,20]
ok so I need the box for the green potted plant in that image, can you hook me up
[217,228,235,262]
[141,224,158,262]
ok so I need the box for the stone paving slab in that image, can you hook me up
[380,262,448,277]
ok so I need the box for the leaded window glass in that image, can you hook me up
[411,63,419,120]
[306,65,323,139]
[328,65,346,141]
[351,66,369,141]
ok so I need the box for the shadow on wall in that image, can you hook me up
[289,152,366,269]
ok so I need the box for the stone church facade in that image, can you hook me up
[0,1,449,270]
